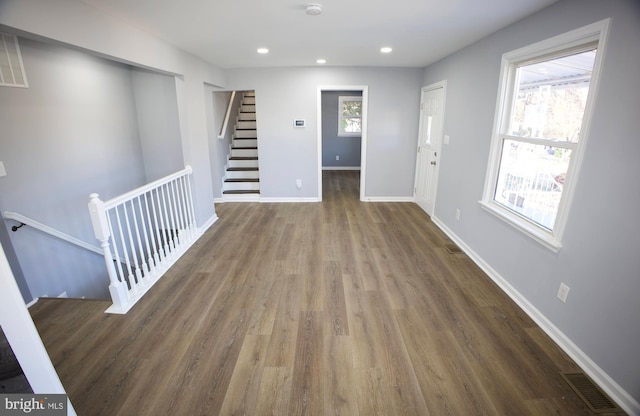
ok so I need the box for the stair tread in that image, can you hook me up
[232,147,258,150]
[227,167,259,171]
[225,178,260,182]
[230,157,258,160]
[223,190,260,194]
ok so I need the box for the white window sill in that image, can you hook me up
[479,200,562,253]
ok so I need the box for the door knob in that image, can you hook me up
[430,161,437,166]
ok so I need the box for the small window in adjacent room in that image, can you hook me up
[0,33,28,88]
[338,96,362,136]
[480,20,609,252]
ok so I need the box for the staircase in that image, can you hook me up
[223,91,260,199]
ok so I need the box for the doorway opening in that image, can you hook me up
[317,86,368,201]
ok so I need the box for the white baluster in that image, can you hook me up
[142,193,158,274]
[122,202,143,287]
[130,197,149,281]
[114,207,136,293]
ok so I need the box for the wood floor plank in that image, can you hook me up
[28,171,614,416]
[394,307,499,416]
[218,334,270,415]
[353,367,396,416]
[255,367,293,415]
[322,260,349,336]
[288,311,324,416]
[322,334,358,416]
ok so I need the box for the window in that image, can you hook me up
[480,20,609,252]
[338,96,362,136]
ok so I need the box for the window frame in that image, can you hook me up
[480,19,610,252]
[337,95,362,137]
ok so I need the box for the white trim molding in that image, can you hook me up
[363,196,415,203]
[432,215,640,416]
[260,197,320,203]
[322,166,361,171]
[317,85,369,202]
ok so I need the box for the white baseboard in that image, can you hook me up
[198,214,218,234]
[363,196,415,202]
[26,298,39,309]
[322,166,361,171]
[260,197,320,203]
[431,216,640,416]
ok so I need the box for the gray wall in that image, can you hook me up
[0,216,30,301]
[0,37,147,300]
[423,0,640,404]
[322,90,362,168]
[131,68,183,182]
[225,67,423,199]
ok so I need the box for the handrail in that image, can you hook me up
[218,90,236,139]
[102,165,192,208]
[3,211,103,256]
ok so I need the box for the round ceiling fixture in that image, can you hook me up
[306,4,322,16]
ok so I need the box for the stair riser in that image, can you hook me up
[233,138,257,148]
[223,182,260,191]
[238,113,256,121]
[226,170,259,179]
[243,97,256,105]
[231,148,258,158]
[228,159,259,168]
[241,105,256,113]
[236,121,257,129]
[235,130,257,138]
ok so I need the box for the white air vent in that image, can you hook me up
[0,33,28,88]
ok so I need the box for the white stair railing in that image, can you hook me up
[88,166,198,314]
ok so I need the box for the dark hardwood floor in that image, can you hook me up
[29,170,619,415]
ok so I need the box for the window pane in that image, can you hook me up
[509,49,596,143]
[342,100,361,117]
[342,117,361,133]
[494,139,571,230]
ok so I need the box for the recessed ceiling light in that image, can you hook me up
[257,48,269,54]
[306,3,322,15]
[316,58,326,64]
[380,46,393,53]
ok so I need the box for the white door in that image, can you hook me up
[414,84,445,216]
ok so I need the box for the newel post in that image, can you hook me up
[88,193,128,309]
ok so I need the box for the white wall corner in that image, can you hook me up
[431,216,640,416]
[198,213,219,234]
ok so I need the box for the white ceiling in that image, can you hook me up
[81,0,558,69]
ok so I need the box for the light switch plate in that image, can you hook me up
[0,161,6,177]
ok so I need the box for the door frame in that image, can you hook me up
[414,80,447,216]
[317,85,369,201]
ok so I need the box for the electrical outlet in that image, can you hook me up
[296,179,302,189]
[336,155,340,161]
[557,283,570,303]
[455,209,460,221]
